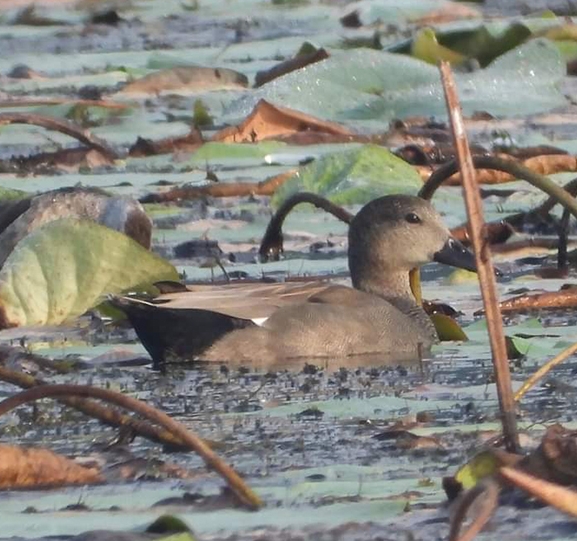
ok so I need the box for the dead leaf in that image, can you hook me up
[129,128,203,157]
[140,169,296,203]
[212,100,353,144]
[417,154,577,184]
[118,66,248,96]
[0,444,102,488]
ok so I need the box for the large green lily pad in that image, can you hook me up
[0,219,178,328]
[273,144,422,204]
[233,39,565,127]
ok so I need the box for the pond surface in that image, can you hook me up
[2,0,577,539]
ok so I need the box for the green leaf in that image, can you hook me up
[438,22,531,67]
[272,144,422,205]
[147,514,192,534]
[431,313,468,342]
[455,450,500,489]
[0,187,27,202]
[0,219,178,328]
[241,40,565,125]
[446,268,478,285]
[411,28,466,65]
[190,141,286,164]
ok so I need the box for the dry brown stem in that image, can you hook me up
[448,480,501,541]
[440,62,519,452]
[259,192,353,261]
[0,112,118,159]
[497,289,577,313]
[0,384,262,510]
[0,363,189,449]
[254,49,329,87]
[499,466,577,517]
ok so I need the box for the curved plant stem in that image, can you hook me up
[514,342,577,402]
[448,480,500,541]
[418,155,577,222]
[259,192,353,261]
[0,384,262,510]
[0,365,190,449]
[0,113,118,159]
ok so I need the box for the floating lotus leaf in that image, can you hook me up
[0,219,178,328]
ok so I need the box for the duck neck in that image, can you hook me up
[353,269,435,338]
[352,269,414,303]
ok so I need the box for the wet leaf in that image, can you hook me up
[0,219,178,328]
[455,451,503,490]
[273,144,422,205]
[147,515,192,534]
[213,99,352,143]
[236,40,565,126]
[431,313,468,342]
[436,22,532,67]
[411,28,466,65]
[190,141,286,164]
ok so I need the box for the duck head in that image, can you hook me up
[348,194,476,297]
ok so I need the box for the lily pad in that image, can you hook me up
[233,39,565,127]
[273,144,422,204]
[190,141,286,165]
[0,187,27,202]
[0,219,178,328]
[419,22,533,67]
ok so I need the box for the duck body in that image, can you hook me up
[113,195,476,369]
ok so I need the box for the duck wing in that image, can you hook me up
[110,280,331,369]
[147,280,331,322]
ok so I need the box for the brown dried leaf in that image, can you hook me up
[140,169,296,203]
[0,444,102,489]
[410,1,481,25]
[129,128,203,157]
[212,99,353,144]
[416,155,577,185]
[118,67,248,96]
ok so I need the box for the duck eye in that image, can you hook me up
[405,212,421,224]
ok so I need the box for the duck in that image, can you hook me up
[111,194,476,370]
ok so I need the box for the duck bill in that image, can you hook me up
[433,238,477,272]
